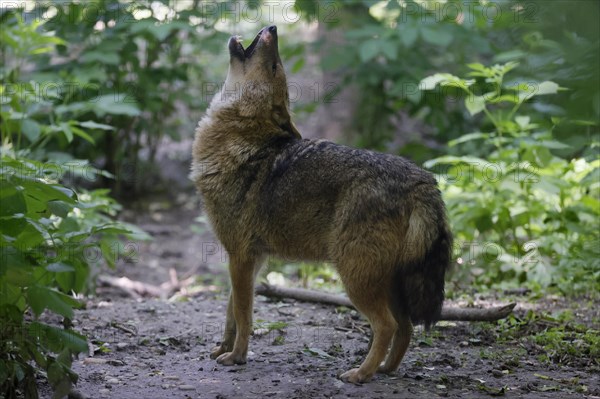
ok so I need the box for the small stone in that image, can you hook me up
[107,378,119,384]
[254,328,269,336]
[178,385,195,391]
[107,360,125,366]
[116,343,128,351]
[492,369,504,378]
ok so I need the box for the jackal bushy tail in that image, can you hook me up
[391,191,452,329]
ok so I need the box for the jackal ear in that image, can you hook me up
[273,104,301,139]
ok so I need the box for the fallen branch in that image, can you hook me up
[97,275,515,322]
[98,271,197,299]
[255,283,516,322]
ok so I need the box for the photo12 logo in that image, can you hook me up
[201,81,339,104]
[197,1,339,24]
[431,161,539,184]
[397,1,539,23]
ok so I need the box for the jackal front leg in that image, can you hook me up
[210,291,236,359]
[215,255,258,366]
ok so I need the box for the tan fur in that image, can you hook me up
[191,26,451,384]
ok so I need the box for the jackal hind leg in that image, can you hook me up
[378,314,413,374]
[338,266,396,383]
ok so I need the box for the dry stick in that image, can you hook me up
[98,274,195,298]
[255,283,516,322]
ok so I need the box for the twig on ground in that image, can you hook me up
[255,283,516,322]
[97,276,516,322]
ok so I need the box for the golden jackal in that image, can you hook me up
[191,25,452,383]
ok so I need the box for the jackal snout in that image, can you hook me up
[223,25,299,138]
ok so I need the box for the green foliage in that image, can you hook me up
[0,155,148,399]
[2,1,230,196]
[1,8,149,398]
[305,0,512,150]
[495,311,599,368]
[254,319,289,332]
[421,63,599,294]
[265,258,340,291]
[307,1,599,160]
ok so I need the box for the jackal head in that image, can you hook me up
[220,25,300,138]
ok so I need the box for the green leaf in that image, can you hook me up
[19,179,75,204]
[538,140,570,150]
[420,74,453,90]
[59,122,73,142]
[424,155,489,169]
[420,26,453,47]
[47,200,73,218]
[69,126,95,144]
[78,121,115,131]
[475,211,494,232]
[0,182,26,217]
[399,27,418,47]
[21,119,41,142]
[152,23,177,41]
[27,286,47,316]
[465,95,486,116]
[448,132,489,146]
[523,147,553,167]
[515,116,530,129]
[29,322,88,353]
[381,41,398,60]
[4,267,35,287]
[27,286,79,319]
[80,51,120,65]
[359,39,381,62]
[92,95,141,116]
[467,63,486,71]
[304,347,334,359]
[419,73,472,91]
[493,50,527,63]
[535,81,560,96]
[15,219,46,249]
[46,263,76,273]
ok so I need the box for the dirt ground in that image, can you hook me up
[38,194,600,399]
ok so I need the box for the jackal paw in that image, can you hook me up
[216,351,247,366]
[339,368,372,384]
[210,345,230,360]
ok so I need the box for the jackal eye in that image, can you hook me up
[272,63,277,74]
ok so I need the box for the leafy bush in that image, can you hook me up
[302,0,599,163]
[421,63,599,294]
[1,10,149,398]
[0,154,148,397]
[5,1,231,196]
[297,0,526,151]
